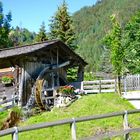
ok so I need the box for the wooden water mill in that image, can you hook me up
[0,40,87,109]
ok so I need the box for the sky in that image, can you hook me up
[1,0,97,33]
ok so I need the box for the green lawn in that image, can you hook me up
[0,110,9,128]
[1,93,140,140]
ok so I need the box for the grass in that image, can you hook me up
[1,93,140,140]
[0,110,9,128]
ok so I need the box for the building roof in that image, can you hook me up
[0,40,87,68]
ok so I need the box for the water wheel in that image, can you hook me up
[34,67,67,110]
[35,79,54,111]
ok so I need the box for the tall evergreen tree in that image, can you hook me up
[35,22,48,42]
[0,1,12,48]
[49,1,76,50]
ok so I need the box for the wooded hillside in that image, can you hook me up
[73,0,140,72]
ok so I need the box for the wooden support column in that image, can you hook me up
[50,49,54,89]
[18,67,24,106]
[77,65,84,82]
[57,47,60,86]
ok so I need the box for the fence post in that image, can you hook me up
[81,81,83,90]
[99,80,101,93]
[115,79,117,93]
[123,110,130,140]
[70,118,77,140]
[12,127,18,140]
[124,77,127,96]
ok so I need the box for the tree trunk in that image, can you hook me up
[117,75,121,96]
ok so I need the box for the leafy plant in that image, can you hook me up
[1,75,14,84]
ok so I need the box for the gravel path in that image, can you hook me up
[122,92,140,109]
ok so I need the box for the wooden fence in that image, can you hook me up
[0,96,18,112]
[81,79,116,94]
[0,109,140,140]
[122,74,140,92]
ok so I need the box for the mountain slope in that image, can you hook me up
[73,0,140,72]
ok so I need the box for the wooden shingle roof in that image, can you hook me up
[0,40,87,68]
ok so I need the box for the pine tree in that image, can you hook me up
[49,1,76,50]
[0,1,12,48]
[35,22,48,42]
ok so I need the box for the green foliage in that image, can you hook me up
[104,15,124,95]
[0,110,8,128]
[49,1,76,50]
[104,15,124,76]
[1,75,14,84]
[9,26,36,46]
[0,1,12,48]
[11,106,23,117]
[67,68,78,82]
[35,22,48,42]
[123,11,140,74]
[84,72,94,81]
[73,0,140,72]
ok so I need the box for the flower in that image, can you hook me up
[57,85,75,95]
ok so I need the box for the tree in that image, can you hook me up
[104,15,124,95]
[123,11,140,73]
[0,1,12,48]
[9,26,36,46]
[49,1,76,50]
[35,22,48,42]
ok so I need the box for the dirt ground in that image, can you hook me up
[0,83,15,100]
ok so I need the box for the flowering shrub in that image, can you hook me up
[1,75,14,84]
[57,85,75,95]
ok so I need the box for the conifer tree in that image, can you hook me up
[35,22,48,42]
[49,1,76,50]
[0,1,12,48]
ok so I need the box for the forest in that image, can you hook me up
[0,0,140,78]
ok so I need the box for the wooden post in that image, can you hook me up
[124,77,127,96]
[18,68,24,106]
[70,118,77,140]
[115,79,117,93]
[77,65,84,82]
[57,47,60,86]
[12,127,18,140]
[99,80,101,93]
[123,110,130,140]
[81,81,83,90]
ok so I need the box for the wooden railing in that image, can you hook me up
[81,79,117,94]
[0,96,18,112]
[0,109,140,140]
